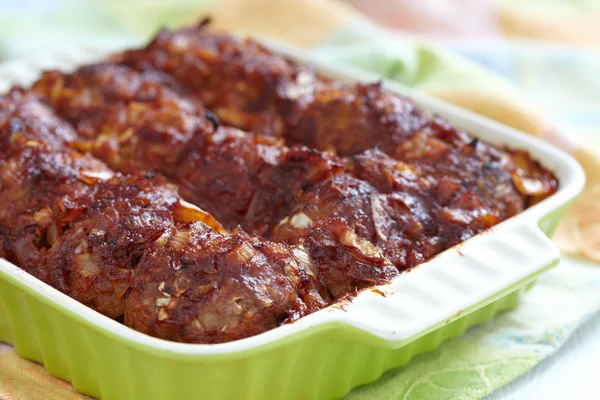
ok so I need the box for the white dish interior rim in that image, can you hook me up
[0,39,585,356]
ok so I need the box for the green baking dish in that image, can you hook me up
[0,42,585,400]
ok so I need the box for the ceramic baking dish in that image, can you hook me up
[0,41,585,400]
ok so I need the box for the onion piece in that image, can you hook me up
[73,253,99,277]
[339,229,384,259]
[46,221,59,246]
[230,242,257,265]
[512,173,552,197]
[168,229,191,252]
[290,213,313,229]
[171,200,227,235]
[32,207,53,226]
[80,170,114,184]
[111,280,131,300]
[292,244,317,278]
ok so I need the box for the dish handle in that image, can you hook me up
[337,220,561,342]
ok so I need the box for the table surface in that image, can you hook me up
[489,311,600,399]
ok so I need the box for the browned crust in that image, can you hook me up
[0,26,558,344]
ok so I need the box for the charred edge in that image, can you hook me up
[205,109,221,131]
[130,253,143,268]
[197,16,213,30]
[468,138,479,148]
